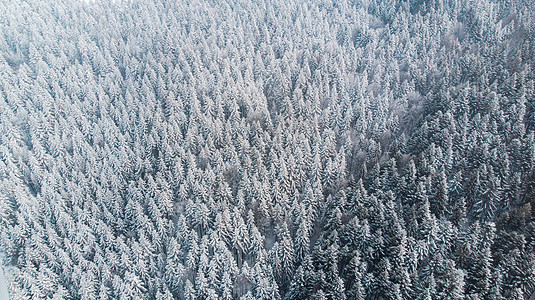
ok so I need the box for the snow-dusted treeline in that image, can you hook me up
[0,0,534,299]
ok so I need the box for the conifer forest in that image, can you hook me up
[0,0,534,299]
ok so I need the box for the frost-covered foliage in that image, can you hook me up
[0,0,534,299]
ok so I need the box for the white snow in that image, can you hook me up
[0,258,9,300]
